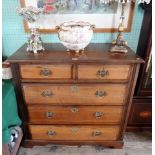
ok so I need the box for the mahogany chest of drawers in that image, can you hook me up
[8,43,144,148]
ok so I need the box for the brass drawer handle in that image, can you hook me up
[40,69,52,77]
[47,131,56,136]
[92,131,102,136]
[95,91,107,97]
[71,107,78,113]
[41,91,53,97]
[45,112,55,118]
[96,69,108,77]
[94,112,104,118]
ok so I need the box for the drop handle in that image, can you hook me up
[96,69,109,77]
[47,131,56,136]
[45,112,55,118]
[92,131,102,136]
[40,69,52,77]
[41,91,54,97]
[95,91,107,97]
[71,107,78,113]
[94,112,104,118]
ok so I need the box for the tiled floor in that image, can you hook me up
[18,132,152,155]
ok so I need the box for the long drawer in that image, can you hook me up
[27,105,123,124]
[20,64,72,79]
[78,65,131,80]
[29,125,120,141]
[22,84,127,105]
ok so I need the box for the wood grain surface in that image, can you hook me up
[29,125,120,141]
[20,64,72,79]
[22,84,127,105]
[27,105,123,124]
[78,64,131,80]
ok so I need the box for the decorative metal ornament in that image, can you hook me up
[110,2,128,53]
[17,6,45,54]
[110,0,151,53]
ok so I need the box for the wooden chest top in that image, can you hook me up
[8,43,144,64]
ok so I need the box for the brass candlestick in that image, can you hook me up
[110,2,128,53]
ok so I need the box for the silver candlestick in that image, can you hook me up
[17,6,44,53]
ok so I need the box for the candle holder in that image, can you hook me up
[17,6,44,54]
[110,2,128,53]
[110,0,151,53]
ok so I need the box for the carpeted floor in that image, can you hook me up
[18,131,152,155]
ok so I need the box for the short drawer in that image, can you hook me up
[29,125,119,141]
[78,65,131,80]
[20,64,72,79]
[27,105,123,124]
[22,84,127,105]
